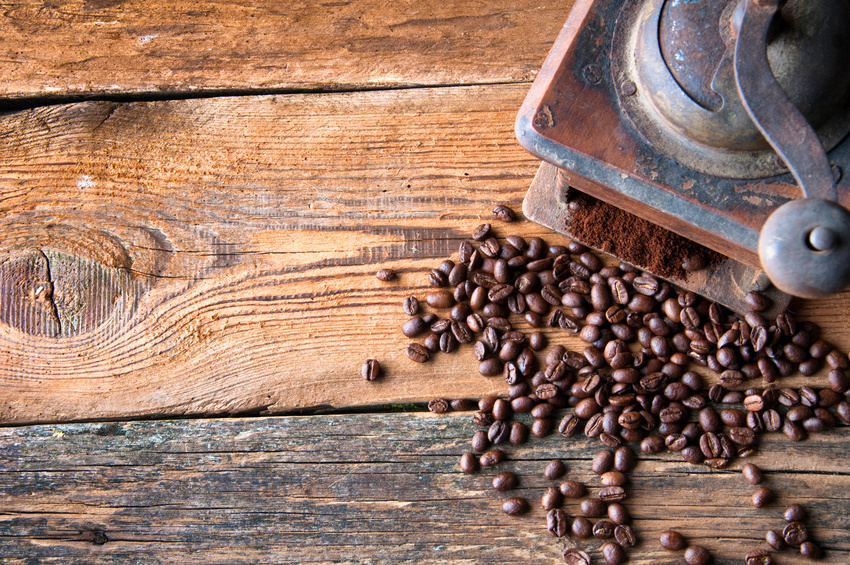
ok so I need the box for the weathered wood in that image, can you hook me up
[0,412,847,564]
[1,86,850,424]
[0,0,566,101]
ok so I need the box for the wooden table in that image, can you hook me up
[0,1,847,563]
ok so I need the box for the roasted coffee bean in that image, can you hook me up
[450,399,475,411]
[783,521,808,545]
[782,419,805,441]
[361,359,381,381]
[784,504,805,522]
[766,530,784,550]
[581,498,607,518]
[641,434,665,454]
[601,471,627,486]
[439,331,456,353]
[426,290,455,309]
[704,457,730,469]
[402,317,428,338]
[593,520,616,539]
[502,497,529,516]
[559,413,581,438]
[531,417,554,438]
[427,269,448,287]
[742,463,763,485]
[544,459,567,480]
[563,547,591,565]
[471,430,489,452]
[745,549,772,565]
[730,426,755,445]
[406,343,430,363]
[402,296,420,316]
[599,486,626,502]
[763,409,782,431]
[478,358,503,377]
[492,471,518,491]
[509,421,528,446]
[479,449,505,467]
[800,541,821,559]
[559,480,586,498]
[487,421,509,444]
[592,450,615,474]
[541,486,562,511]
[459,452,478,474]
[752,487,771,508]
[660,530,687,551]
[547,508,569,537]
[608,502,629,525]
[492,204,516,222]
[684,545,712,565]
[472,224,490,241]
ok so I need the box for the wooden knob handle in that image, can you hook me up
[759,199,850,298]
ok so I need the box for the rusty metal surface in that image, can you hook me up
[514,0,850,270]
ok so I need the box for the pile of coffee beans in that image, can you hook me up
[391,205,849,563]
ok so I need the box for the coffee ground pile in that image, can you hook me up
[379,205,849,564]
[567,191,724,280]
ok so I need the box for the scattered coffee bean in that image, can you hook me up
[541,486,562,511]
[375,268,396,281]
[492,471,518,491]
[745,549,772,565]
[543,459,566,480]
[406,343,430,363]
[459,452,478,474]
[602,541,626,564]
[784,504,805,522]
[559,480,586,498]
[800,541,821,559]
[766,530,784,550]
[361,359,380,381]
[741,463,763,485]
[502,497,529,515]
[660,530,687,551]
[752,487,772,508]
[547,508,569,537]
[563,548,591,565]
[571,517,593,540]
[493,204,517,222]
[783,521,808,545]
[428,398,449,413]
[684,545,712,565]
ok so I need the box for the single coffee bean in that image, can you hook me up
[800,541,821,559]
[608,502,629,525]
[478,358,503,377]
[784,504,805,522]
[580,498,607,517]
[406,343,430,363]
[493,204,517,222]
[471,430,489,452]
[459,452,478,474]
[752,487,772,508]
[660,530,687,551]
[492,471,518,491]
[547,508,569,537]
[541,486,562,511]
[509,421,528,446]
[599,542,625,565]
[402,296,419,315]
[684,545,712,565]
[614,524,636,549]
[593,519,616,540]
[745,549,772,565]
[479,449,505,467]
[741,463,763,485]
[563,547,591,565]
[402,316,428,338]
[592,450,615,474]
[428,398,449,413]
[472,223,491,241]
[502,497,529,516]
[375,268,395,281]
[544,459,567,480]
[559,480,586,498]
[599,486,626,502]
[601,471,627,486]
[766,530,784,550]
[783,521,808,545]
[361,359,380,381]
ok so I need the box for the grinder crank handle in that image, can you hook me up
[733,0,850,298]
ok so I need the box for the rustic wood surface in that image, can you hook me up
[0,1,849,563]
[0,0,558,101]
[0,412,848,564]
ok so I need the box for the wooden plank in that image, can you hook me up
[1,85,850,424]
[0,0,569,101]
[0,412,847,564]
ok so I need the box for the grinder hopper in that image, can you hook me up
[516,0,850,314]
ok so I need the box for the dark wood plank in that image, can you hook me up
[0,0,568,101]
[0,412,848,563]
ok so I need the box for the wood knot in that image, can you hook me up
[0,248,134,337]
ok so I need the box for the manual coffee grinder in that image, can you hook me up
[516,0,850,314]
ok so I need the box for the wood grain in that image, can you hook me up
[1,85,850,424]
[0,412,847,564]
[0,0,566,101]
